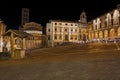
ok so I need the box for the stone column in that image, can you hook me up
[11,32,15,58]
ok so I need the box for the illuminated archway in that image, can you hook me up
[117,27,120,37]
[113,10,119,25]
[97,18,101,29]
[99,31,103,39]
[88,32,92,40]
[106,13,111,26]
[92,33,94,39]
[110,29,115,39]
[88,34,91,40]
[95,32,98,39]
[104,30,108,38]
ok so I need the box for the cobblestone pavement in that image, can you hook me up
[0,43,120,80]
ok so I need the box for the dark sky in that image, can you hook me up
[0,0,120,30]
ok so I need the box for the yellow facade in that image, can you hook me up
[23,22,43,50]
[0,19,6,52]
[46,11,88,47]
[88,6,120,42]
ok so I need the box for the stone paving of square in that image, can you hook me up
[0,43,120,80]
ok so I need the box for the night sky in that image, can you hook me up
[0,0,120,31]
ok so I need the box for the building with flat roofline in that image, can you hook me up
[88,4,120,42]
[46,11,88,47]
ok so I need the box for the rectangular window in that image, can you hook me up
[65,35,69,41]
[59,35,62,40]
[71,29,73,32]
[55,28,57,31]
[71,35,73,40]
[75,29,77,32]
[75,35,77,40]
[75,24,77,26]
[65,29,67,32]
[65,23,67,26]
[60,28,62,32]
[55,23,57,25]
[48,29,50,32]
[54,35,57,40]
[59,23,62,25]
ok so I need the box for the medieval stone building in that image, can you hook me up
[46,11,88,47]
[88,4,120,42]
[23,22,43,49]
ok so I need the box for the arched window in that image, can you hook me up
[117,27,120,37]
[110,29,115,39]
[104,30,108,38]
[113,10,119,25]
[97,18,101,29]
[99,31,103,38]
[100,19,102,29]
[93,20,96,30]
[95,32,98,38]
[106,13,111,26]
[111,13,113,25]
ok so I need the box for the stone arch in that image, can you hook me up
[95,32,98,39]
[106,13,111,26]
[97,18,101,29]
[113,10,119,25]
[104,30,108,38]
[110,29,115,39]
[99,31,103,39]
[117,27,120,37]
[88,33,91,40]
[89,24,93,31]
[88,32,93,40]
[93,20,96,30]
[92,33,94,39]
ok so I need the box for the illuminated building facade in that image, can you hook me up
[88,5,120,42]
[4,29,28,58]
[2,22,43,55]
[0,19,6,52]
[2,21,43,54]
[23,22,43,49]
[46,11,88,47]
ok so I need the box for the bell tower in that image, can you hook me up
[79,9,87,24]
[21,8,29,26]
